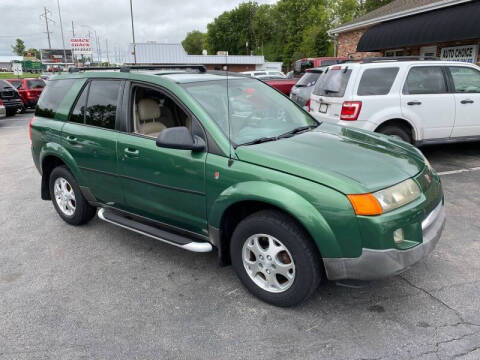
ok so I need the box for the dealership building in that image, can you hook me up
[330,0,480,64]
[126,42,281,72]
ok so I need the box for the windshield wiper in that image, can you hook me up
[277,124,318,139]
[239,136,278,146]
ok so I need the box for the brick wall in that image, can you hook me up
[336,28,382,59]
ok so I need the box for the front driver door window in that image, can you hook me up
[116,84,208,236]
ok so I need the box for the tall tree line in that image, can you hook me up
[182,0,393,68]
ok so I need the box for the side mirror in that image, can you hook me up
[156,126,205,152]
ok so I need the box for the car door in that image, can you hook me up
[400,65,455,140]
[447,66,480,137]
[116,82,207,236]
[62,79,124,205]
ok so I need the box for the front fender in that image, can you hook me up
[39,142,85,185]
[209,181,343,258]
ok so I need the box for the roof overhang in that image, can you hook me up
[356,1,480,51]
[328,0,471,36]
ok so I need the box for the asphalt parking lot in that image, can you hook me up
[1,111,479,360]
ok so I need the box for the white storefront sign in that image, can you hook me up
[440,45,478,63]
[70,38,92,55]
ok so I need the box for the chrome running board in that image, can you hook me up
[97,208,213,253]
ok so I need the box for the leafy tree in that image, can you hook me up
[182,31,206,55]
[11,38,25,56]
[26,48,41,59]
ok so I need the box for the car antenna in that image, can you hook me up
[225,54,233,167]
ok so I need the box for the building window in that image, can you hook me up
[385,49,404,57]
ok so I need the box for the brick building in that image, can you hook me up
[329,0,480,64]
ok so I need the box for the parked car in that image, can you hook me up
[7,78,46,110]
[263,78,298,96]
[0,80,23,116]
[0,99,6,118]
[30,66,444,307]
[241,70,286,78]
[309,58,480,145]
[290,67,325,109]
[293,57,347,77]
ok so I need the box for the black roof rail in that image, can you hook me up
[360,56,440,63]
[68,64,207,73]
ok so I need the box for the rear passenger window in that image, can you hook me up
[35,79,75,119]
[357,68,399,96]
[403,67,447,95]
[448,67,480,93]
[69,83,89,124]
[85,80,121,130]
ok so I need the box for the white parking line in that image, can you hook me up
[437,167,480,176]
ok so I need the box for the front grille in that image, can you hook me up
[1,90,15,98]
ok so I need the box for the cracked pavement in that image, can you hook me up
[1,112,479,359]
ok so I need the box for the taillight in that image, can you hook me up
[305,98,311,112]
[26,91,32,97]
[340,101,362,121]
[28,116,35,143]
[0,99,3,106]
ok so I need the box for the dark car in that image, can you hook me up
[0,80,23,116]
[7,78,46,110]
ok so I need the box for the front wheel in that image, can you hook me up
[49,166,96,225]
[230,210,322,307]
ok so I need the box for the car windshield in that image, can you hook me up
[295,72,321,87]
[182,78,317,145]
[27,79,46,89]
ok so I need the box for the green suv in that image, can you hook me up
[30,65,445,307]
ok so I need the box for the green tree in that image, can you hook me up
[11,38,25,56]
[181,30,206,55]
[26,48,41,59]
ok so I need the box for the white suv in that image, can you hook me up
[309,59,480,145]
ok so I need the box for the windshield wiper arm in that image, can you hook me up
[277,124,318,139]
[239,136,278,146]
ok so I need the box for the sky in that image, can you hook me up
[0,0,276,61]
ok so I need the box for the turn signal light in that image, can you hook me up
[340,101,362,121]
[347,193,383,216]
[305,98,311,112]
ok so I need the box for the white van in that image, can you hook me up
[309,58,480,145]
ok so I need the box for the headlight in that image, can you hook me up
[348,178,421,216]
[373,178,421,213]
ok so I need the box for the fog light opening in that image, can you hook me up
[393,228,404,244]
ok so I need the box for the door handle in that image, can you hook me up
[124,148,139,156]
[460,99,474,104]
[66,135,78,143]
[407,101,422,106]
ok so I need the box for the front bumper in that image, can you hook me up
[323,201,445,280]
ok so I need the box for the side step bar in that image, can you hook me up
[97,208,213,253]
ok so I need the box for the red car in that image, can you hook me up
[6,78,46,110]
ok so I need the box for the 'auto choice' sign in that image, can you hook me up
[440,45,478,63]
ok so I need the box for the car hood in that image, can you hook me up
[235,123,425,194]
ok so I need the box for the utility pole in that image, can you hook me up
[40,7,53,49]
[105,39,110,64]
[56,0,67,65]
[71,21,75,37]
[129,0,137,63]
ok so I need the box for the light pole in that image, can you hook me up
[57,0,67,66]
[129,0,137,64]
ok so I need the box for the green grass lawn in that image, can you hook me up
[0,72,41,79]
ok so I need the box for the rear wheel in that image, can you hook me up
[5,108,16,117]
[49,166,96,225]
[230,210,322,307]
[377,125,412,144]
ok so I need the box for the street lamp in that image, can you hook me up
[129,0,137,64]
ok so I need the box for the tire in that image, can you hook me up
[230,210,322,307]
[377,125,412,144]
[5,108,16,117]
[19,106,26,114]
[49,166,96,225]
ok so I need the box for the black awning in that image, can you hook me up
[357,1,480,52]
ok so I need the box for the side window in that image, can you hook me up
[403,66,447,95]
[35,79,76,119]
[449,67,480,93]
[357,67,399,96]
[85,80,121,130]
[69,83,89,124]
[132,86,191,138]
